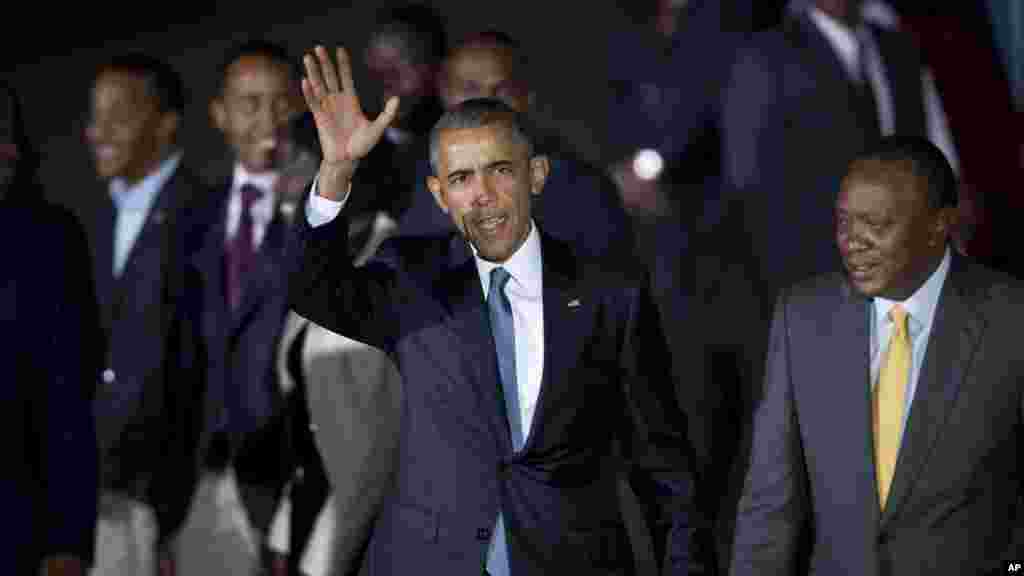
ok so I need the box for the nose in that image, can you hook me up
[472,173,497,207]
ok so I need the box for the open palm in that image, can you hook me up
[301,45,399,179]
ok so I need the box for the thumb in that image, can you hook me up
[371,96,400,133]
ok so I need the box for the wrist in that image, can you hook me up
[317,160,357,201]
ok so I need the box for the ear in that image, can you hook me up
[158,110,180,143]
[931,206,954,246]
[427,175,448,213]
[210,98,226,133]
[529,155,549,197]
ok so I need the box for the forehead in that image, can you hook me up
[224,55,292,93]
[436,123,525,172]
[366,34,411,66]
[93,70,152,104]
[447,44,515,81]
[838,166,921,214]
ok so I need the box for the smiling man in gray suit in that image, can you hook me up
[730,136,1024,576]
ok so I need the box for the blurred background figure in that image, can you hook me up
[721,0,955,313]
[173,39,303,576]
[1,80,100,576]
[81,53,202,576]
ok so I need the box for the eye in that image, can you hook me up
[449,173,467,186]
[496,164,514,175]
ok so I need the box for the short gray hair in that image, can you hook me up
[428,98,535,175]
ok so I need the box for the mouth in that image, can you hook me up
[475,214,508,234]
[846,261,880,280]
[257,137,279,152]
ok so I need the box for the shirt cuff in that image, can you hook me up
[305,173,351,228]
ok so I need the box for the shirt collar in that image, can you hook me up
[109,151,182,211]
[231,162,280,199]
[474,220,543,299]
[874,247,952,334]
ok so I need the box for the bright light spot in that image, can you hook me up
[632,148,664,181]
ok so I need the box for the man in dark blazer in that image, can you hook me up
[81,53,203,575]
[172,40,303,576]
[2,81,99,576]
[731,136,1024,576]
[722,0,940,305]
[293,45,694,575]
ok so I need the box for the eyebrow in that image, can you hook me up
[446,159,515,182]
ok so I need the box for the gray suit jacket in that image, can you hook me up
[731,253,1024,576]
[275,312,402,576]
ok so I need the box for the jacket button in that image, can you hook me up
[477,527,492,541]
[102,369,116,384]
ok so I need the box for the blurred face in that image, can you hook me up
[365,34,433,121]
[86,70,175,183]
[427,123,548,262]
[213,54,298,174]
[835,163,950,300]
[440,44,531,112]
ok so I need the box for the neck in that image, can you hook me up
[122,148,174,187]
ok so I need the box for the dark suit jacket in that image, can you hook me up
[731,253,1024,576]
[290,212,694,575]
[82,163,206,545]
[722,12,927,296]
[174,182,297,533]
[1,201,99,574]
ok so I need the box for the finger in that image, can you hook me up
[371,96,401,132]
[300,77,317,111]
[316,45,341,93]
[302,51,326,100]
[336,46,355,94]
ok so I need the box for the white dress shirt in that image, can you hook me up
[870,247,951,446]
[225,163,280,250]
[806,6,961,175]
[109,152,181,276]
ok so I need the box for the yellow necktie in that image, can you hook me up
[874,304,910,509]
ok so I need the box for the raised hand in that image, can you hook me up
[301,45,399,200]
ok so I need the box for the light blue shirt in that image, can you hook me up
[870,247,951,447]
[109,152,181,276]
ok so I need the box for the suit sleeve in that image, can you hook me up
[729,290,808,576]
[37,212,100,564]
[618,277,698,575]
[289,193,402,355]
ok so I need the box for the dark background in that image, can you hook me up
[0,1,998,215]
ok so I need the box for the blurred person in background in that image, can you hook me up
[1,80,100,576]
[81,53,204,576]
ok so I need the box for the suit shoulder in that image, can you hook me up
[958,257,1024,314]
[782,271,849,308]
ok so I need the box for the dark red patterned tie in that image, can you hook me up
[226,183,263,310]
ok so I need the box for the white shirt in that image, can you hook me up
[806,5,961,175]
[109,152,182,276]
[225,163,280,250]
[870,247,951,445]
[306,182,546,440]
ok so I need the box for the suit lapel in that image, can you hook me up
[92,197,117,336]
[789,14,865,110]
[194,192,231,354]
[881,255,983,524]
[833,279,884,528]
[523,234,591,454]
[437,236,512,453]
